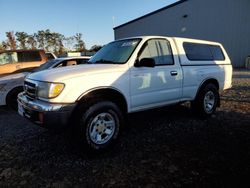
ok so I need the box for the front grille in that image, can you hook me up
[24,81,37,100]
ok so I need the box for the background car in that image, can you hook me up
[0,56,90,110]
[0,49,48,76]
[45,52,57,60]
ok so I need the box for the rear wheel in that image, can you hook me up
[73,100,124,151]
[191,84,219,117]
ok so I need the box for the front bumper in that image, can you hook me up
[17,92,76,129]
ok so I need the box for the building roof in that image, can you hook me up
[113,0,188,30]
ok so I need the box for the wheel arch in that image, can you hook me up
[5,85,24,109]
[6,86,23,101]
[194,78,220,106]
[76,87,128,113]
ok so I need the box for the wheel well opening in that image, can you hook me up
[202,79,219,90]
[195,79,219,99]
[78,88,128,113]
[6,86,24,101]
[5,86,23,110]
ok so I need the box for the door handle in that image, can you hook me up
[170,71,178,76]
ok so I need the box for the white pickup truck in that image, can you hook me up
[18,36,232,151]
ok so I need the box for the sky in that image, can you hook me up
[0,0,177,49]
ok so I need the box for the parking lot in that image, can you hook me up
[0,70,249,187]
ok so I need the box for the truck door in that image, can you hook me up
[130,38,182,110]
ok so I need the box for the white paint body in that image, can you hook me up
[0,73,28,106]
[25,36,232,113]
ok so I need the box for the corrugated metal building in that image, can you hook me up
[114,0,250,67]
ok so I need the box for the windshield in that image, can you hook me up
[89,38,141,64]
[33,59,60,72]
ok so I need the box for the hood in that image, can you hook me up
[26,64,126,82]
[0,72,28,83]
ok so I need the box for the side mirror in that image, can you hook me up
[135,58,155,68]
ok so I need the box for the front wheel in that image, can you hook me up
[74,101,124,151]
[191,84,219,117]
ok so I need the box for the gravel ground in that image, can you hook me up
[0,70,249,188]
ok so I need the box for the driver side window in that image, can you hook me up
[138,40,158,62]
[138,39,174,66]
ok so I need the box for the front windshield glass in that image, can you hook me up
[34,59,60,72]
[89,38,141,64]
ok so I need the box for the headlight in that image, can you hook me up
[37,82,64,99]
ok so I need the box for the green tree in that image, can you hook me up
[1,41,8,50]
[34,29,65,54]
[74,33,86,52]
[90,45,103,52]
[27,35,37,49]
[0,42,5,50]
[51,32,65,55]
[6,31,17,50]
[2,30,89,55]
[35,30,46,49]
[63,36,75,51]
[15,32,29,49]
[44,29,53,51]
[58,40,65,55]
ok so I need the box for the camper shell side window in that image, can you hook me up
[183,42,225,61]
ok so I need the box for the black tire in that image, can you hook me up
[6,87,23,111]
[191,84,219,117]
[73,100,124,151]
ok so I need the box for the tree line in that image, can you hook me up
[0,30,102,55]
